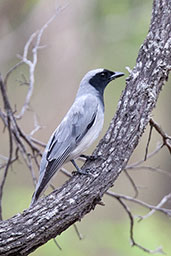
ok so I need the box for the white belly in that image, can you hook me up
[68,106,104,160]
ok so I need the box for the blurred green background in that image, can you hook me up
[0,0,170,255]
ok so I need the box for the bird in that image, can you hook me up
[30,68,124,206]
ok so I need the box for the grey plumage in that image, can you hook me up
[30,68,124,206]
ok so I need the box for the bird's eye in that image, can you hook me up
[100,72,106,77]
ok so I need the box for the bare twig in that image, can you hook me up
[27,154,37,186]
[17,74,29,87]
[126,143,163,169]
[137,193,171,221]
[0,154,8,161]
[0,120,13,220]
[149,118,171,154]
[116,198,165,254]
[4,61,23,87]
[0,71,41,215]
[126,165,171,179]
[0,8,66,205]
[144,122,153,160]
[30,137,46,148]
[29,114,41,137]
[124,169,139,198]
[16,9,64,119]
[15,31,42,119]
[0,148,19,170]
[0,75,14,220]
[73,224,83,240]
[0,109,7,126]
[106,191,171,217]
[53,238,62,250]
[109,192,165,254]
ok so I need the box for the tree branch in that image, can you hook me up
[0,0,170,255]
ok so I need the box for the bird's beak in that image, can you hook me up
[110,71,124,80]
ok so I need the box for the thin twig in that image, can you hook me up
[124,169,139,198]
[126,165,171,179]
[4,61,23,87]
[137,193,171,221]
[53,238,62,250]
[73,224,83,240]
[0,75,15,220]
[0,117,13,220]
[0,9,66,203]
[115,197,165,254]
[106,191,171,217]
[0,154,18,170]
[27,154,37,186]
[30,137,46,148]
[149,118,171,154]
[16,9,64,119]
[17,74,29,87]
[29,114,41,136]
[144,122,153,160]
[126,143,163,169]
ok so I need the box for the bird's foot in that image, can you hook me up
[71,159,92,176]
[72,168,89,176]
[80,154,105,161]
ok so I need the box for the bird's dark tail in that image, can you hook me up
[30,186,43,207]
[30,159,59,207]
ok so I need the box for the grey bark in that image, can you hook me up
[0,0,170,255]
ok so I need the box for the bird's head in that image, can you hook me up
[80,68,124,95]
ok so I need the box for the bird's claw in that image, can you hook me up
[80,154,105,161]
[72,168,92,177]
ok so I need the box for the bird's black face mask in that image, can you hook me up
[89,69,124,95]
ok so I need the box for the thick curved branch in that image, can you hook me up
[0,0,170,255]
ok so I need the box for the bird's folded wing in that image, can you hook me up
[45,95,99,163]
[32,95,98,202]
